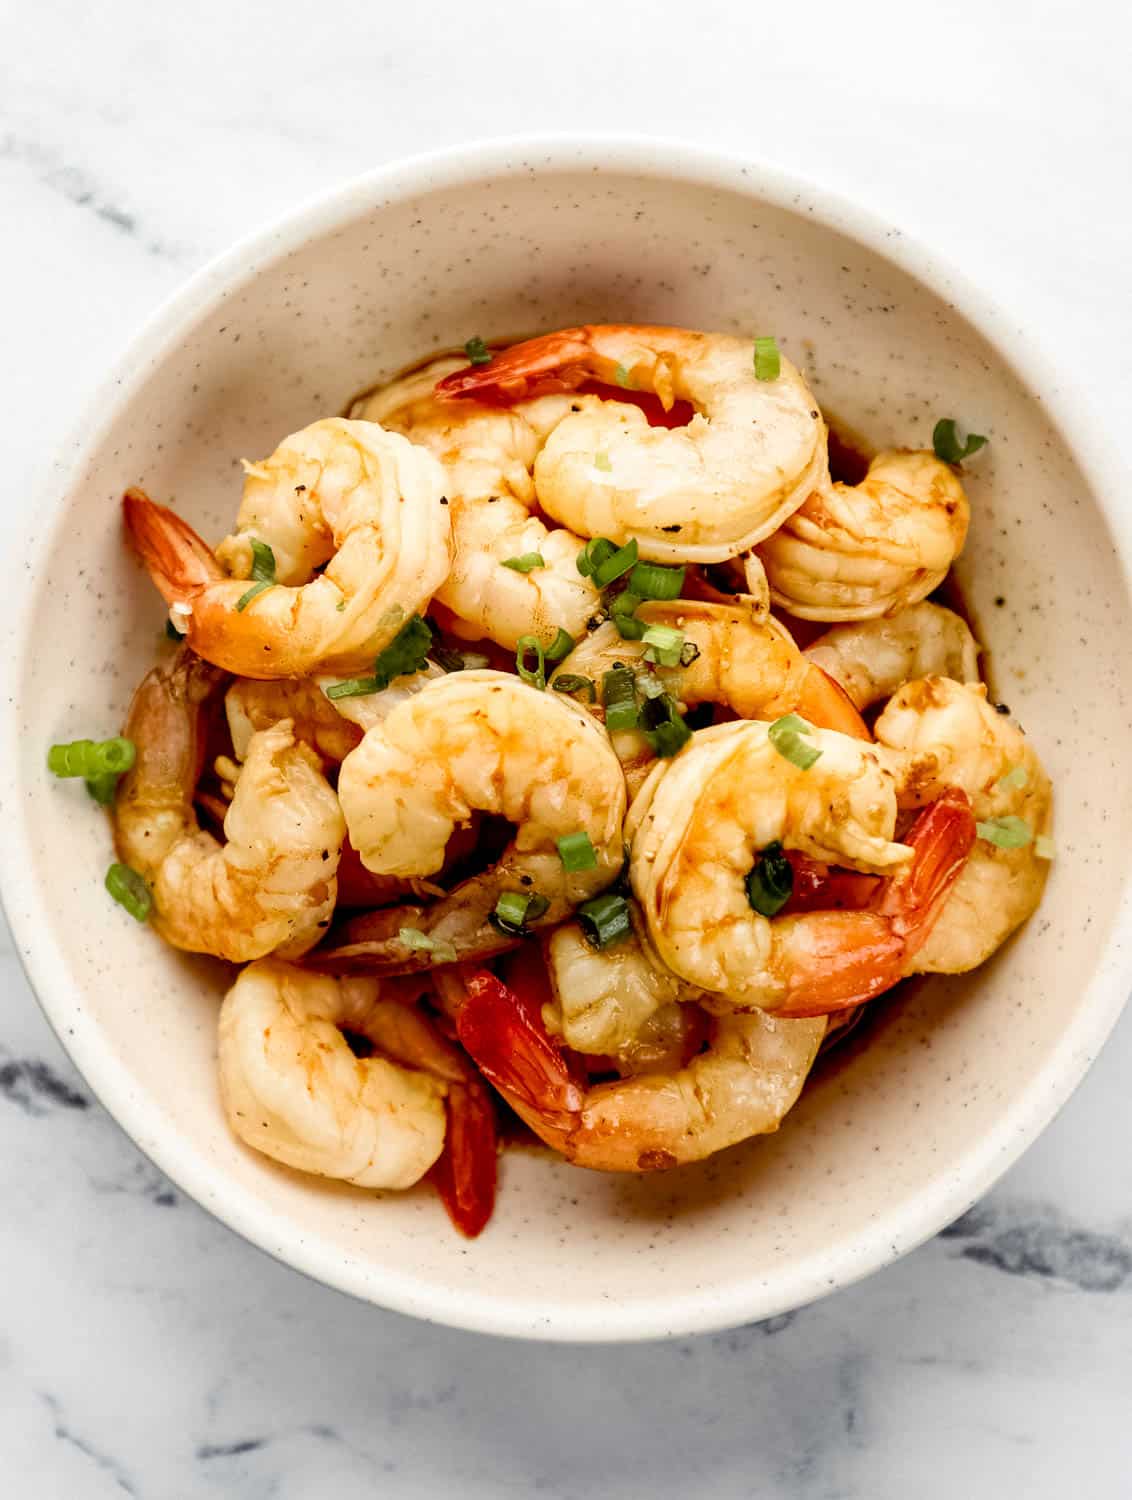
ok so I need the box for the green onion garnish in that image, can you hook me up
[614,363,632,388]
[768,713,822,771]
[502,552,546,573]
[602,667,639,731]
[996,764,1028,793]
[105,863,152,922]
[431,644,466,673]
[592,539,638,589]
[48,737,136,779]
[933,418,988,464]
[641,623,685,667]
[754,336,781,382]
[976,815,1032,849]
[86,773,120,806]
[325,676,381,699]
[552,673,596,701]
[609,589,645,640]
[489,889,550,936]
[464,336,492,365]
[398,927,458,963]
[745,841,794,917]
[234,538,277,611]
[576,537,617,578]
[544,628,575,663]
[578,891,633,949]
[628,560,685,601]
[557,831,597,872]
[461,652,491,670]
[516,635,546,689]
[634,670,666,700]
[594,451,612,473]
[372,614,434,689]
[1034,834,1056,860]
[640,694,692,757]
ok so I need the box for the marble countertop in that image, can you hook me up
[3,1,1131,1493]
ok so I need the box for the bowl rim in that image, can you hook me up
[4,132,1130,1343]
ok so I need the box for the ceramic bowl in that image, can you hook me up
[4,137,1130,1342]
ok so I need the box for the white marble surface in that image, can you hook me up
[2,0,1131,1493]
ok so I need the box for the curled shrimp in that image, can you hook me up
[453,957,826,1172]
[805,602,981,711]
[218,960,447,1190]
[320,670,627,973]
[875,676,1052,972]
[437,325,829,562]
[123,418,452,677]
[361,356,605,650]
[755,451,970,620]
[551,598,869,795]
[114,649,344,961]
[226,677,363,765]
[625,719,976,1015]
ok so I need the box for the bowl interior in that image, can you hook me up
[10,147,1132,1339]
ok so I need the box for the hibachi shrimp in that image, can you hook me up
[436,326,829,562]
[114,649,344,961]
[805,602,981,711]
[361,355,606,650]
[875,676,1052,972]
[453,957,826,1171]
[626,719,976,1015]
[755,451,969,620]
[226,676,363,765]
[321,671,627,972]
[123,418,452,677]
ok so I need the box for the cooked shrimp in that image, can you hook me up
[437,326,828,563]
[626,719,976,1015]
[323,671,627,972]
[551,599,868,795]
[226,677,363,765]
[805,602,981,710]
[875,676,1052,971]
[361,355,605,649]
[218,960,446,1190]
[122,418,452,677]
[755,451,969,620]
[114,649,344,961]
[454,960,826,1171]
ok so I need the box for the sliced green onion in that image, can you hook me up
[641,624,685,667]
[86,773,120,806]
[593,451,612,473]
[996,764,1028,793]
[768,713,822,771]
[431,644,466,673]
[48,737,136,779]
[592,539,639,589]
[602,667,638,731]
[461,652,491,670]
[976,815,1032,849]
[234,538,277,611]
[1034,834,1056,860]
[105,863,152,922]
[933,418,988,464]
[578,891,632,949]
[515,635,546,689]
[745,841,794,917]
[609,589,646,640]
[544,628,575,663]
[502,552,546,573]
[576,537,617,578]
[398,927,458,963]
[628,560,685,601]
[640,694,692,757]
[634,670,666,700]
[754,336,781,382]
[679,640,701,667]
[325,676,380,699]
[614,362,631,388]
[336,600,347,612]
[464,336,492,365]
[489,890,549,936]
[373,614,433,688]
[551,673,596,701]
[557,831,597,872]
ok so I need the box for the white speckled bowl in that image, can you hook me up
[4,138,1131,1342]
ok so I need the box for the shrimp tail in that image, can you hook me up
[430,1077,498,1238]
[436,328,598,403]
[796,664,872,742]
[878,786,977,949]
[123,488,226,605]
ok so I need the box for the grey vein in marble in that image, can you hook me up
[942,1200,1132,1293]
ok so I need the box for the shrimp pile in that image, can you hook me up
[50,322,1051,1234]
